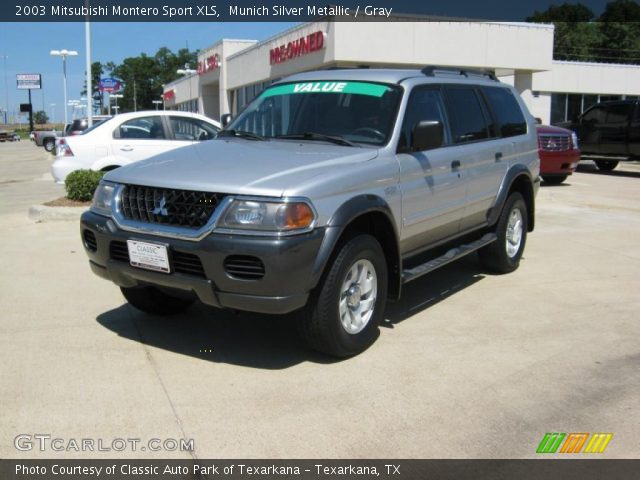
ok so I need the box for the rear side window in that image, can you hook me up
[483,87,527,137]
[444,87,490,143]
[605,103,632,124]
[115,116,166,140]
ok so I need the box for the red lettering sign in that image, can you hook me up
[197,54,220,75]
[163,90,175,101]
[269,31,325,65]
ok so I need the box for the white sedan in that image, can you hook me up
[51,111,220,184]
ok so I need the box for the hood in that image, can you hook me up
[536,124,574,135]
[104,138,379,197]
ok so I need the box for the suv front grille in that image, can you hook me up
[120,184,224,229]
[539,134,571,152]
[109,241,205,278]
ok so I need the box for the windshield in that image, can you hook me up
[227,81,402,146]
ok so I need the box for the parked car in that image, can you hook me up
[0,130,20,142]
[32,129,63,152]
[558,99,640,171]
[536,124,580,184]
[80,67,539,357]
[51,111,220,183]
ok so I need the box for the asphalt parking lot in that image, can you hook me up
[1,141,638,459]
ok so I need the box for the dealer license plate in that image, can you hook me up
[127,240,170,274]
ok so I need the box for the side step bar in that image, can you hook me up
[401,233,497,284]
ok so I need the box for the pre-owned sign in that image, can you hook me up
[269,31,325,65]
[198,53,220,75]
[16,74,41,90]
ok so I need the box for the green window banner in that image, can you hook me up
[261,81,391,98]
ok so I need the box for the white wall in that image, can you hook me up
[533,61,640,95]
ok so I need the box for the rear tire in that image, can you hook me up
[298,234,388,358]
[595,160,618,172]
[43,138,55,152]
[121,286,194,315]
[542,175,567,185]
[479,192,528,274]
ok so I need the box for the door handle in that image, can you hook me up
[451,160,461,170]
[120,146,133,152]
[495,152,503,162]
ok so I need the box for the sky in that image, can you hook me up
[0,22,297,123]
[0,0,609,124]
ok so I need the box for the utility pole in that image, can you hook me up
[1,55,8,125]
[85,0,93,127]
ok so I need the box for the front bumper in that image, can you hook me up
[539,150,581,176]
[81,211,326,315]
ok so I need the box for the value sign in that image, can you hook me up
[99,77,121,93]
[17,74,42,90]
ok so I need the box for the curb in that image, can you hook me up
[29,204,87,222]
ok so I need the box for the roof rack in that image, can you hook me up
[421,66,498,81]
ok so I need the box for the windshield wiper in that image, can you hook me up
[276,132,356,147]
[218,129,266,141]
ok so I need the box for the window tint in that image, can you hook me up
[170,116,219,141]
[605,104,632,124]
[483,87,527,137]
[399,87,448,151]
[115,116,165,139]
[581,106,605,124]
[444,87,490,143]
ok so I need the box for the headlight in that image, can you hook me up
[571,132,579,150]
[91,182,116,217]
[220,198,315,233]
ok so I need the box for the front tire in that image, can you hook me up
[121,286,194,315]
[298,234,388,358]
[595,160,618,172]
[479,192,528,273]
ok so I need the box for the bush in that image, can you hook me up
[65,169,105,201]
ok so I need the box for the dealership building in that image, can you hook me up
[162,20,640,124]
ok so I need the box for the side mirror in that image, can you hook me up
[221,113,232,128]
[535,117,542,125]
[411,120,443,151]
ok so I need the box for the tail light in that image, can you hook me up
[56,138,74,157]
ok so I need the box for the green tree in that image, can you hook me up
[105,47,198,113]
[527,3,602,61]
[81,62,105,114]
[597,0,640,64]
[33,110,48,124]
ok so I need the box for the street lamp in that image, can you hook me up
[110,93,123,115]
[152,100,162,111]
[50,49,78,125]
[1,55,8,124]
[176,64,197,113]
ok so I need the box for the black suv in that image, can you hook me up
[559,100,640,171]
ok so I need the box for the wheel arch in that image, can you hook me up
[488,166,536,232]
[311,195,402,301]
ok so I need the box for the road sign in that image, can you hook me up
[99,77,122,93]
[17,74,42,90]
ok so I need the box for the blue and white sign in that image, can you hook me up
[98,78,122,93]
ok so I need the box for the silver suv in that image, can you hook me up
[81,67,540,357]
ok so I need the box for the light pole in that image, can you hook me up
[50,49,78,125]
[1,55,8,124]
[110,93,123,115]
[176,64,197,113]
[152,100,162,110]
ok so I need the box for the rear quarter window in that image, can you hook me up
[482,86,527,137]
[443,87,491,143]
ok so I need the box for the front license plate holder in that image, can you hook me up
[127,240,171,274]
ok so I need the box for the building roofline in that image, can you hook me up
[552,59,640,69]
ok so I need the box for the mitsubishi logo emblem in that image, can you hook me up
[152,196,168,216]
